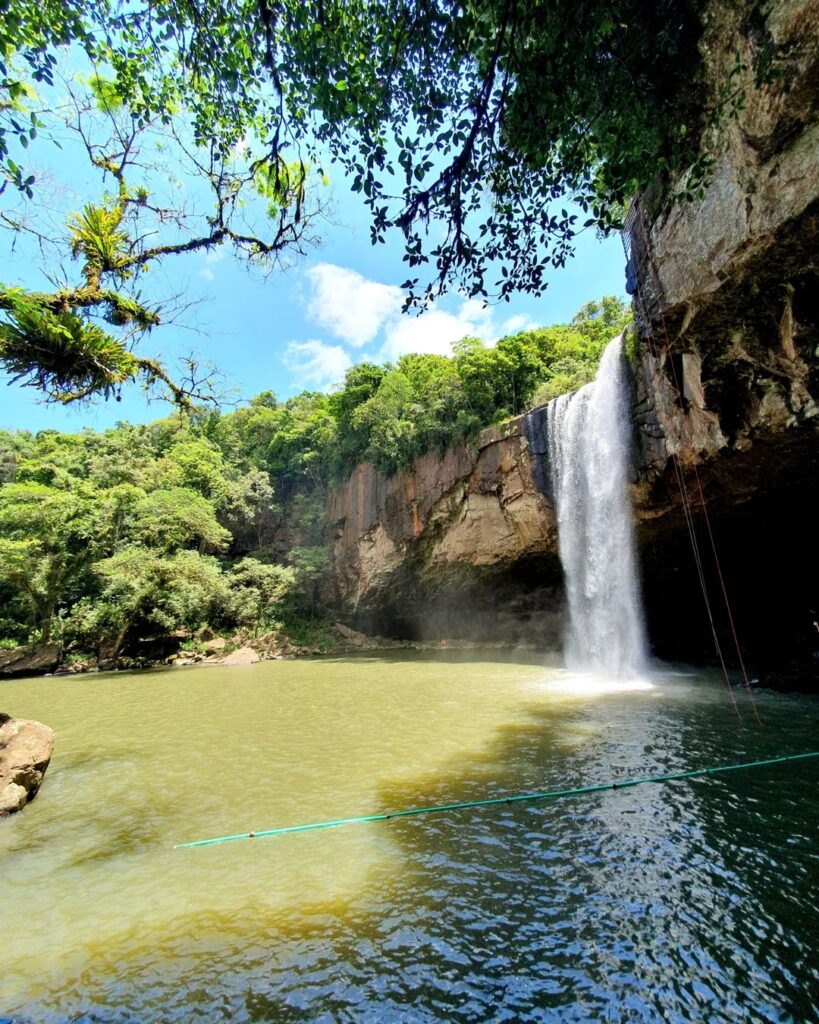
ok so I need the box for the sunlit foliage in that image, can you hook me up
[0,295,629,658]
[2,0,777,405]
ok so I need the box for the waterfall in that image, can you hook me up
[546,335,647,678]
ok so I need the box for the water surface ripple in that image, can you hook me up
[0,654,817,1022]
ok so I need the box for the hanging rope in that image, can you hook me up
[632,203,762,724]
[623,219,742,720]
[622,200,761,723]
[174,751,819,848]
[690,465,763,724]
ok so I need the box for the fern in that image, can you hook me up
[68,204,131,280]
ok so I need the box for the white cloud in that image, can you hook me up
[284,339,352,391]
[306,263,402,347]
[298,262,543,365]
[459,297,496,333]
[231,132,250,159]
[199,245,226,281]
[379,303,494,362]
[500,313,539,335]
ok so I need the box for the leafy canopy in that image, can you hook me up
[1,0,761,405]
[0,418,298,655]
[207,295,632,481]
[1,5,326,404]
[0,294,629,654]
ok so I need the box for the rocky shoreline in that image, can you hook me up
[0,626,541,679]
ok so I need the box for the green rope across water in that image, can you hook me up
[173,750,819,849]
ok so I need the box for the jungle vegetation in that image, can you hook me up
[0,295,629,662]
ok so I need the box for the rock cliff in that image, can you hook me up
[329,421,564,645]
[626,0,819,677]
[328,0,818,681]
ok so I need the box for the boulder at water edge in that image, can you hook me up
[0,714,55,816]
[0,642,61,678]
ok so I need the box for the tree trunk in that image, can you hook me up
[100,614,135,670]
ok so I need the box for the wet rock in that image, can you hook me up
[648,1,819,312]
[0,715,54,816]
[625,0,819,522]
[0,643,62,678]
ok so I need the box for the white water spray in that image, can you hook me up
[547,335,647,678]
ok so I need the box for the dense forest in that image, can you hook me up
[0,296,629,666]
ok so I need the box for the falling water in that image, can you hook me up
[547,335,647,677]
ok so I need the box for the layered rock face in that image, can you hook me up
[629,0,818,491]
[0,715,54,816]
[329,421,564,644]
[328,0,818,679]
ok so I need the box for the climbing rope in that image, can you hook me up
[690,465,762,724]
[633,203,762,725]
[624,227,741,719]
[622,202,761,723]
[174,751,819,848]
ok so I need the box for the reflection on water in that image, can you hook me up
[0,653,817,1022]
[546,672,655,696]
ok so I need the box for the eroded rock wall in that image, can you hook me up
[627,0,818,500]
[648,0,819,318]
[328,420,563,643]
[625,0,819,679]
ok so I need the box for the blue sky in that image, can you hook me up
[0,100,627,434]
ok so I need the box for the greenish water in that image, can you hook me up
[1,653,817,1023]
